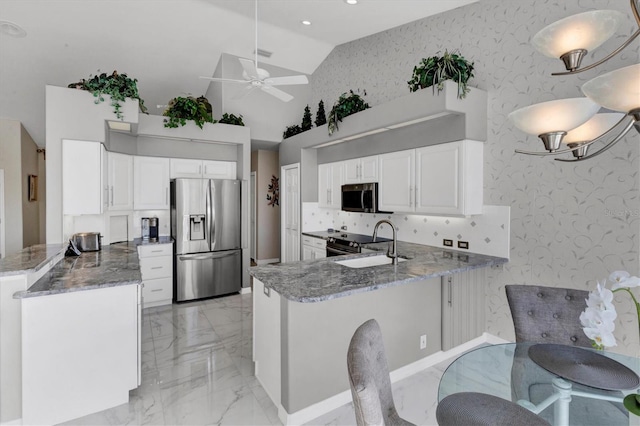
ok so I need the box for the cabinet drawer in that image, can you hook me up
[143,277,172,304]
[140,256,172,280]
[302,236,314,246]
[138,243,172,258]
[312,239,326,249]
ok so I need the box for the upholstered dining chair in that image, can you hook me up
[347,319,414,426]
[436,392,551,426]
[505,284,628,425]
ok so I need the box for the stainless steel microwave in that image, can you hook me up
[341,183,382,213]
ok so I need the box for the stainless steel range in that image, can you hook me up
[326,232,392,257]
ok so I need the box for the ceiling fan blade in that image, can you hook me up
[199,76,249,84]
[232,85,257,101]
[238,58,259,80]
[264,75,309,86]
[261,85,294,102]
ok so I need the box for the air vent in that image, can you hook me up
[255,49,273,58]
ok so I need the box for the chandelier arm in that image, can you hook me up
[551,27,640,76]
[515,115,634,156]
[554,119,636,162]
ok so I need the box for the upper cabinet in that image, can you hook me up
[134,156,170,210]
[106,152,133,211]
[379,140,483,216]
[343,155,378,184]
[318,162,344,209]
[170,158,236,180]
[62,139,104,215]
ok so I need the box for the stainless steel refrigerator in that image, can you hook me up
[171,178,242,302]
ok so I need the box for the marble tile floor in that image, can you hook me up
[62,293,460,426]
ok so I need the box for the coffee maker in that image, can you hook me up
[141,217,159,242]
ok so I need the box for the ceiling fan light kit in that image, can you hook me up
[511,0,640,162]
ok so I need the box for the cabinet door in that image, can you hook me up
[343,159,361,185]
[134,156,170,210]
[203,160,236,179]
[328,163,344,209]
[441,269,486,350]
[318,164,331,208]
[378,150,414,212]
[107,152,133,211]
[302,244,314,261]
[312,247,326,259]
[170,158,202,179]
[415,143,460,215]
[62,139,103,215]
[360,156,378,182]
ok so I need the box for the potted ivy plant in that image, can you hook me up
[407,50,475,99]
[327,90,370,136]
[68,70,148,119]
[218,113,245,126]
[163,95,214,129]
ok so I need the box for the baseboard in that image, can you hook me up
[278,333,510,425]
[1,418,23,425]
[256,258,280,265]
[240,287,252,295]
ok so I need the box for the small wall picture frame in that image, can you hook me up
[28,175,38,202]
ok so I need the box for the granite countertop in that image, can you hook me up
[133,236,174,246]
[249,241,508,303]
[14,242,143,299]
[0,244,66,278]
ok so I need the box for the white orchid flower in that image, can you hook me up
[585,281,616,312]
[609,270,640,290]
[583,325,617,348]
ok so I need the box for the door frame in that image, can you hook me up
[280,163,300,263]
[0,169,4,259]
[250,171,257,261]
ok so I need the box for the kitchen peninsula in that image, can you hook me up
[0,238,170,425]
[249,241,508,424]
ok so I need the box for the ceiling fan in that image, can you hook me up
[199,0,308,102]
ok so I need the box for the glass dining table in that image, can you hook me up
[437,343,640,426]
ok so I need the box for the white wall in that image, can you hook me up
[251,150,281,261]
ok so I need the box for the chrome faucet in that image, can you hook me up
[372,219,398,265]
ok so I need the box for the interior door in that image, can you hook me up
[281,164,300,263]
[250,172,256,261]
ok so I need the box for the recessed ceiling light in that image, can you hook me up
[344,0,358,4]
[301,20,312,26]
[0,20,27,38]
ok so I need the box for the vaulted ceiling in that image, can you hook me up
[0,0,478,146]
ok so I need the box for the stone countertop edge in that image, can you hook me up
[13,241,152,299]
[249,241,508,303]
[0,244,67,278]
[133,236,174,246]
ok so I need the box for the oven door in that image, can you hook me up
[326,244,360,257]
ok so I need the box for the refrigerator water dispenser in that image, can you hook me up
[189,215,206,240]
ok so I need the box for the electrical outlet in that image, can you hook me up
[420,334,427,349]
[443,239,453,247]
[341,226,347,230]
[457,240,469,249]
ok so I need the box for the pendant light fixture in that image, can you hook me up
[510,0,640,162]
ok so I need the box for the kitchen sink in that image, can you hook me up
[334,254,408,268]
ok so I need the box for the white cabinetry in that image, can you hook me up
[378,140,483,215]
[106,152,133,211]
[170,158,236,179]
[137,243,173,308]
[441,268,486,350]
[318,162,343,209]
[302,236,326,260]
[134,156,170,210]
[62,139,104,215]
[343,155,378,184]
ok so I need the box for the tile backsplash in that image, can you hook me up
[303,203,510,258]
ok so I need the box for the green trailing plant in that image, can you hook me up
[327,90,370,136]
[163,95,214,129]
[68,70,148,119]
[301,105,313,131]
[219,113,245,126]
[407,50,475,99]
[315,99,327,127]
[283,124,303,139]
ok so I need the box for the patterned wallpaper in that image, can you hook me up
[310,0,639,355]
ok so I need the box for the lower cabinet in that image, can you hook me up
[137,243,173,308]
[302,236,326,260]
[441,267,487,350]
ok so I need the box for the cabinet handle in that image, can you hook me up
[409,186,413,207]
[447,276,452,306]
[415,186,418,208]
[151,250,163,253]
[151,289,163,293]
[110,186,114,206]
[199,165,202,175]
[151,266,163,270]
[165,187,169,205]
[327,189,330,204]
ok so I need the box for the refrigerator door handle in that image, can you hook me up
[205,180,212,247]
[210,180,216,249]
[178,251,239,261]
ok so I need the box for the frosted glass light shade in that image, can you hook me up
[531,10,624,58]
[508,98,600,136]
[562,113,624,144]
[582,64,640,113]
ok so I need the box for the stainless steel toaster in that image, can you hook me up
[72,232,102,252]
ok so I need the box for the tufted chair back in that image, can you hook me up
[347,319,415,426]
[505,284,590,347]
